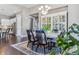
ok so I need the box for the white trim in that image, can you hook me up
[41,11,67,17]
[20,35,27,37]
[16,34,27,38]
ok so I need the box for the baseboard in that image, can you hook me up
[16,34,27,38]
[20,35,27,38]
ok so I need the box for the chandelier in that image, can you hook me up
[38,5,51,15]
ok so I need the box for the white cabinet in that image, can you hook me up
[40,11,67,32]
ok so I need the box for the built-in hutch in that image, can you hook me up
[40,11,67,33]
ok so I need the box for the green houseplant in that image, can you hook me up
[69,23,79,34]
[49,32,79,55]
[42,25,51,31]
[49,23,79,55]
[57,33,79,54]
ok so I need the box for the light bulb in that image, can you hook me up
[38,5,51,15]
[41,11,48,15]
[40,6,43,9]
[38,8,41,10]
[45,5,49,8]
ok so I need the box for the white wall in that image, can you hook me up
[68,5,79,27]
[21,16,31,37]
[15,8,31,37]
[21,9,31,36]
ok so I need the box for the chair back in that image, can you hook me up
[60,29,65,38]
[6,28,10,33]
[26,30,36,42]
[0,29,6,39]
[36,30,47,44]
[26,30,31,42]
[31,30,37,41]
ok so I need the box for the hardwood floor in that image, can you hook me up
[0,35,26,55]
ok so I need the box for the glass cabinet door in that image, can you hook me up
[41,17,51,31]
[41,11,67,33]
[52,15,66,32]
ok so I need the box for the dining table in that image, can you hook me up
[33,30,60,42]
[46,32,60,42]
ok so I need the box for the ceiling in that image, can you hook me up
[0,5,21,17]
[0,4,67,19]
[0,4,38,17]
[16,4,38,8]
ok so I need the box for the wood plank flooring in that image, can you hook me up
[0,35,26,55]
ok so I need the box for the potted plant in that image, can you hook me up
[49,32,79,55]
[49,23,79,55]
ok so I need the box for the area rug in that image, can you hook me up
[10,41,49,55]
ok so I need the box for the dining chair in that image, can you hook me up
[0,29,6,44]
[47,37,56,50]
[35,30,50,54]
[5,28,14,43]
[26,30,38,49]
[0,29,3,44]
[60,30,65,38]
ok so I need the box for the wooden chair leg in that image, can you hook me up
[27,42,30,47]
[36,45,39,52]
[32,43,34,50]
[0,38,2,45]
[5,34,7,43]
[44,46,46,54]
